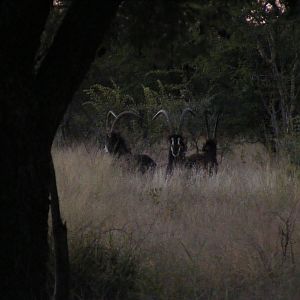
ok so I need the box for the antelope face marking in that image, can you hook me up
[169,135,186,158]
[104,134,113,153]
[104,144,109,153]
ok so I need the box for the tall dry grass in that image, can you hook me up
[52,143,300,300]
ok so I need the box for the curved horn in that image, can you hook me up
[110,111,140,133]
[106,110,117,132]
[152,109,173,133]
[213,111,221,139]
[178,108,195,133]
[204,110,210,139]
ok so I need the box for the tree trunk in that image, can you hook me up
[49,157,69,300]
[1,128,52,299]
[0,1,120,298]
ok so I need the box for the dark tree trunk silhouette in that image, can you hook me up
[49,156,69,300]
[0,1,120,299]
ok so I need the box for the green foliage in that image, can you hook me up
[62,0,300,157]
[82,81,142,145]
[84,81,137,124]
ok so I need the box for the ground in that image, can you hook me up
[52,143,300,299]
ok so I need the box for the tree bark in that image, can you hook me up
[0,1,120,298]
[0,2,51,298]
[0,133,52,299]
[49,157,69,300]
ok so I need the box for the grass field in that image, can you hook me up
[52,143,300,299]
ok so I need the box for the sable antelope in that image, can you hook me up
[185,111,220,174]
[105,110,156,173]
[152,108,194,175]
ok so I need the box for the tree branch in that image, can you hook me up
[0,0,50,76]
[35,0,120,142]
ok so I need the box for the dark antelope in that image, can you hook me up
[185,111,220,174]
[152,108,194,175]
[105,110,156,173]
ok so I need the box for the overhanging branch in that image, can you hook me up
[35,0,120,141]
[0,0,50,76]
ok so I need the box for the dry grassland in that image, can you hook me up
[52,143,300,300]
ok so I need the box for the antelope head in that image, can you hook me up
[105,110,140,155]
[152,108,194,159]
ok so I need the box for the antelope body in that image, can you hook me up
[185,111,220,174]
[185,139,218,174]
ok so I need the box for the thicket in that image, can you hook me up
[56,1,300,162]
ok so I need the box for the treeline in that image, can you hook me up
[58,1,300,159]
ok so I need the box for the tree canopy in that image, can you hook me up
[63,1,300,155]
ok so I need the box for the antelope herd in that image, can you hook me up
[104,108,221,176]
